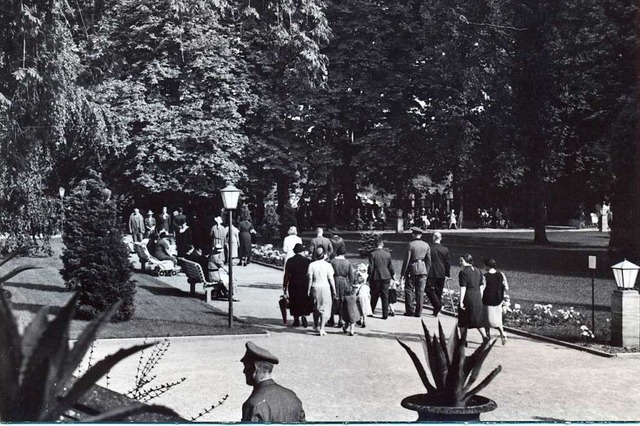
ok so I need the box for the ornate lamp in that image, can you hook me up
[220,184,241,327]
[610,259,640,347]
[611,259,640,290]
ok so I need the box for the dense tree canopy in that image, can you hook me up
[0,0,636,252]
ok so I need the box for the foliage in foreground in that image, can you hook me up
[0,251,177,421]
[60,173,135,321]
[397,321,502,407]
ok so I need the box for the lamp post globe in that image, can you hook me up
[611,259,640,290]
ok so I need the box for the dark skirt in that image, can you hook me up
[332,276,350,316]
[239,231,252,258]
[289,281,313,317]
[458,288,485,328]
[341,295,361,324]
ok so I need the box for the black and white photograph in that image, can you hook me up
[1,0,639,422]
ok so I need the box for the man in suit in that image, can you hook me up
[427,231,451,316]
[241,341,305,423]
[368,238,395,319]
[400,227,432,316]
[308,227,333,260]
[128,208,145,242]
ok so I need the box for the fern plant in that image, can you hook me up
[0,251,178,421]
[397,321,502,408]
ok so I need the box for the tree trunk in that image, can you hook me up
[326,171,336,226]
[531,172,549,244]
[276,174,289,216]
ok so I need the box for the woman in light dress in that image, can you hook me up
[482,258,509,345]
[282,226,303,266]
[307,247,336,336]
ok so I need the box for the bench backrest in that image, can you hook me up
[180,258,208,283]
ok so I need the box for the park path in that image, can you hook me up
[88,262,640,422]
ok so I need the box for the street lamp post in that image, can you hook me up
[610,259,640,347]
[220,184,241,328]
[59,187,66,237]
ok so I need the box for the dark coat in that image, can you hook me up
[283,254,313,316]
[309,235,333,260]
[428,243,451,278]
[242,379,305,422]
[367,248,395,281]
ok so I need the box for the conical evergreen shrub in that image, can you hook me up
[60,173,135,321]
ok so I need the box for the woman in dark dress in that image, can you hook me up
[175,222,193,258]
[329,245,355,328]
[283,244,313,327]
[238,218,255,266]
[458,253,488,342]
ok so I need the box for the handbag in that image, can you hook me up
[389,288,397,304]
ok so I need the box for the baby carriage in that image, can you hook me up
[133,242,180,277]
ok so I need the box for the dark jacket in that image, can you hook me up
[400,238,432,277]
[429,243,451,278]
[367,248,395,281]
[309,235,333,260]
[242,379,305,422]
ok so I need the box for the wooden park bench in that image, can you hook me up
[178,257,228,303]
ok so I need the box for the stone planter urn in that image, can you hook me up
[401,394,497,421]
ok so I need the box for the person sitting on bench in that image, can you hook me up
[209,244,239,301]
[183,244,211,281]
[154,231,178,266]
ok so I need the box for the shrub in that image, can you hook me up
[259,204,280,242]
[279,203,297,239]
[358,231,382,257]
[60,173,136,321]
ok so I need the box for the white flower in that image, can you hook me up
[514,303,521,310]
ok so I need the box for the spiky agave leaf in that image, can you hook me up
[462,365,503,403]
[60,300,124,389]
[14,293,77,421]
[438,321,451,368]
[421,321,447,390]
[19,306,50,381]
[0,266,42,286]
[463,338,498,394]
[82,402,181,422]
[397,338,437,394]
[0,291,22,421]
[443,327,467,407]
[0,247,35,268]
[48,343,156,421]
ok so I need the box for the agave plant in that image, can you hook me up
[397,321,502,408]
[0,250,179,421]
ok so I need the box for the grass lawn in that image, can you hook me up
[294,229,620,343]
[3,239,263,339]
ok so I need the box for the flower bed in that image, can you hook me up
[251,244,285,267]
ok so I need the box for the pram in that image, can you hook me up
[133,242,180,277]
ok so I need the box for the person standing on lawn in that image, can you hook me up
[241,342,305,422]
[307,247,336,336]
[368,238,395,319]
[458,253,489,342]
[400,227,432,317]
[426,231,451,316]
[159,206,172,234]
[483,258,509,345]
[128,208,145,242]
[283,243,312,327]
[308,227,333,261]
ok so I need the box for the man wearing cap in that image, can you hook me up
[209,243,238,301]
[400,227,432,316]
[241,342,305,422]
[309,227,333,261]
[427,231,451,316]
